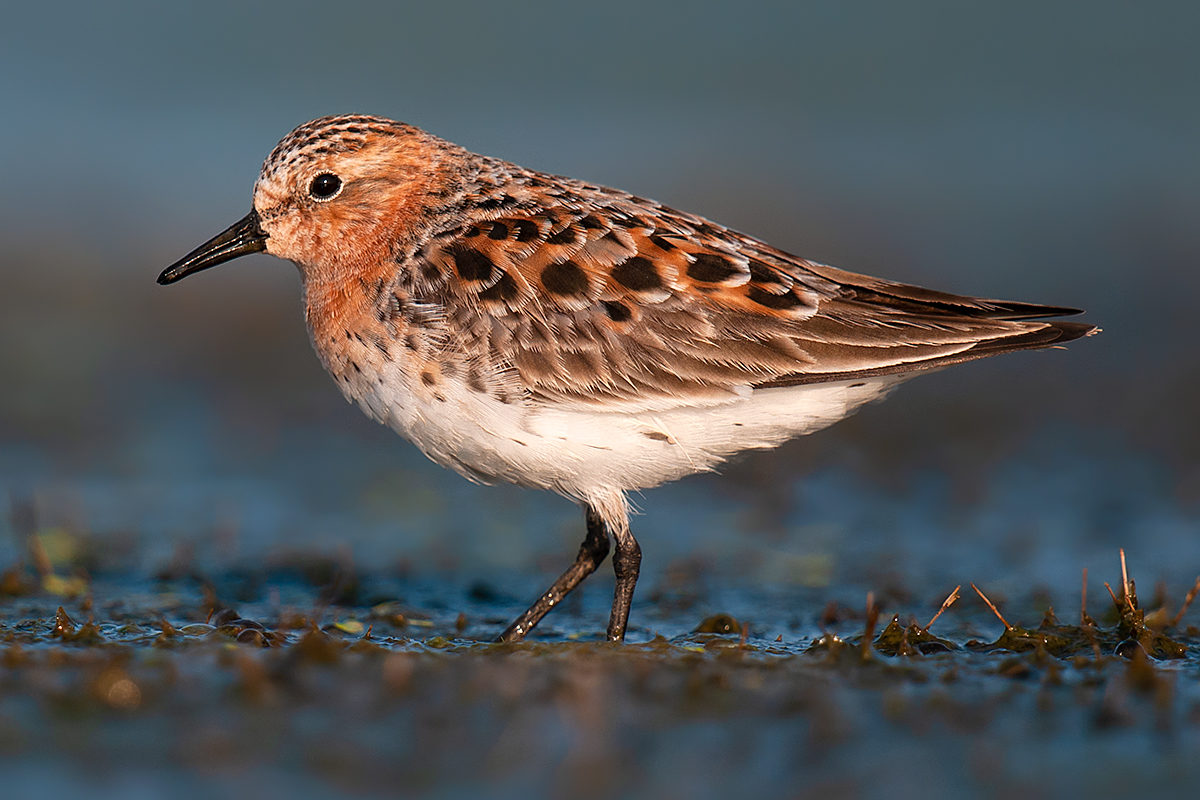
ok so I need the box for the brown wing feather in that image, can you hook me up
[398,173,1096,408]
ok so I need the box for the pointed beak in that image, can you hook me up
[157,210,269,285]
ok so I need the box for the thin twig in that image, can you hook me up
[1081,568,1089,624]
[924,585,961,632]
[1103,582,1120,608]
[971,583,1012,630]
[1171,576,1200,628]
[861,592,878,660]
[1119,549,1138,612]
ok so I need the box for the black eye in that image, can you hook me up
[309,172,342,200]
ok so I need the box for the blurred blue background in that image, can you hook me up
[2,5,1200,799]
[1,1,1197,597]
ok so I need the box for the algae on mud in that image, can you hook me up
[2,543,1200,797]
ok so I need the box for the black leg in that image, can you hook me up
[497,505,611,642]
[606,530,641,642]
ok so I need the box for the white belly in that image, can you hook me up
[346,363,905,500]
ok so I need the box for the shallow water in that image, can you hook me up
[5,410,1200,799]
[3,553,1200,800]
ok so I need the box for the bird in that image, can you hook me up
[158,114,1097,642]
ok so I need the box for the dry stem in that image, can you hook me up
[971,583,1012,630]
[1171,576,1200,628]
[924,585,961,632]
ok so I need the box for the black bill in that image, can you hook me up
[157,210,269,285]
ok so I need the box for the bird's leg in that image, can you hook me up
[497,504,610,642]
[606,526,642,642]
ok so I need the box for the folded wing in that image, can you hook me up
[409,183,1096,409]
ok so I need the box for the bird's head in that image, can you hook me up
[158,115,463,290]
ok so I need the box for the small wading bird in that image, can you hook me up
[160,115,1096,641]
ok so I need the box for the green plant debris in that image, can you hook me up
[0,547,1197,800]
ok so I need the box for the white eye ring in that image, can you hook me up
[308,172,343,202]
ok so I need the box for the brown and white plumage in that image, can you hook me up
[159,114,1097,641]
